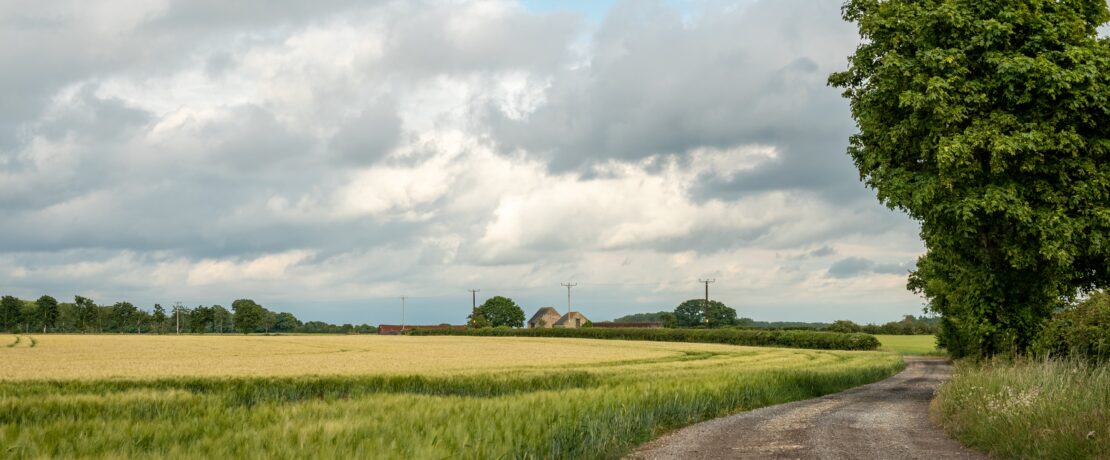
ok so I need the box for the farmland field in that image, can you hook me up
[1,334,902,458]
[875,335,943,356]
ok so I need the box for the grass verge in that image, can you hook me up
[932,358,1109,459]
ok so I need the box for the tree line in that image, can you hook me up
[0,295,375,334]
[614,303,938,334]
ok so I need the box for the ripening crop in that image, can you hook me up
[0,334,902,458]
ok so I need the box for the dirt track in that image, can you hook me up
[627,357,983,459]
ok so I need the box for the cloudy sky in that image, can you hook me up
[0,0,945,325]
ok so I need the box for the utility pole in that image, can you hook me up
[468,289,480,316]
[400,296,407,331]
[698,279,715,326]
[174,301,182,335]
[561,282,577,313]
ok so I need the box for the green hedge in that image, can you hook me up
[409,327,881,351]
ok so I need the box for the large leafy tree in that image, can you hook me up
[1,295,21,332]
[151,304,167,334]
[830,0,1110,357]
[74,296,100,333]
[673,299,737,328]
[470,296,525,328]
[232,299,266,334]
[35,295,59,333]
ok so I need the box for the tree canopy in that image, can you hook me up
[674,299,737,328]
[830,0,1110,357]
[470,296,525,328]
[232,299,266,334]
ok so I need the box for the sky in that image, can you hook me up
[0,0,962,325]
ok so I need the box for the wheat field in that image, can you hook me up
[1,334,902,458]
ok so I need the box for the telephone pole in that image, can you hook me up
[400,296,407,331]
[698,279,715,326]
[174,301,182,335]
[561,282,577,313]
[468,289,480,315]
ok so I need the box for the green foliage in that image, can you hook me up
[231,299,265,334]
[470,296,525,328]
[34,296,58,333]
[74,296,99,333]
[934,358,1109,458]
[272,312,302,333]
[828,320,862,333]
[411,327,881,351]
[1033,291,1110,363]
[830,0,1110,358]
[151,304,166,334]
[674,299,737,328]
[612,311,672,322]
[1,295,22,332]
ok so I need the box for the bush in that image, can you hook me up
[409,327,880,351]
[1033,292,1110,364]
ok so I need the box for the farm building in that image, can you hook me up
[528,307,562,328]
[554,311,590,328]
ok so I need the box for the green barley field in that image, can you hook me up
[1,334,902,459]
[875,335,944,356]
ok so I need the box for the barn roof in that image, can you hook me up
[529,307,561,323]
[554,311,589,326]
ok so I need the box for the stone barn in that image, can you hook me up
[528,307,562,328]
[554,311,590,329]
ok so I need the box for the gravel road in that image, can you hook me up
[627,357,983,460]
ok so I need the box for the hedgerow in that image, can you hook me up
[409,327,880,350]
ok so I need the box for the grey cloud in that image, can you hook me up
[380,4,580,74]
[329,98,402,165]
[487,0,861,204]
[827,257,911,278]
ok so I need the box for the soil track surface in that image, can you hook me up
[628,357,983,459]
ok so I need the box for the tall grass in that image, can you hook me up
[933,358,1109,459]
[411,327,881,350]
[0,337,902,458]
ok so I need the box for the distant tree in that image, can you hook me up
[74,296,99,333]
[35,295,59,333]
[189,305,214,333]
[659,312,678,328]
[134,309,151,334]
[232,299,265,334]
[261,310,277,333]
[706,302,737,327]
[471,296,525,328]
[211,305,232,333]
[152,304,167,334]
[612,311,673,323]
[110,302,138,333]
[674,299,736,328]
[466,311,492,328]
[273,312,301,332]
[828,320,862,334]
[1,295,22,332]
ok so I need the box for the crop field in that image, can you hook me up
[874,335,943,356]
[1,334,902,459]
